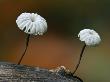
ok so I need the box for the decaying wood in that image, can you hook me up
[0,62,83,82]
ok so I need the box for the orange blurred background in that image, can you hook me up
[0,0,110,82]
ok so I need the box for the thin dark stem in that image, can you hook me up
[73,44,86,74]
[18,34,30,65]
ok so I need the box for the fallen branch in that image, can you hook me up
[0,62,83,82]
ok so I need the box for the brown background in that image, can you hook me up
[0,0,110,82]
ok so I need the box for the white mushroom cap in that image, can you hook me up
[16,13,47,35]
[78,29,101,46]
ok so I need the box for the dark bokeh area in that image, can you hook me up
[0,0,110,82]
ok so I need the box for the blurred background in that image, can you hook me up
[0,0,110,82]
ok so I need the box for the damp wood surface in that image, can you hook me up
[0,62,83,82]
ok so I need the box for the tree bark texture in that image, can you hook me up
[0,62,83,82]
